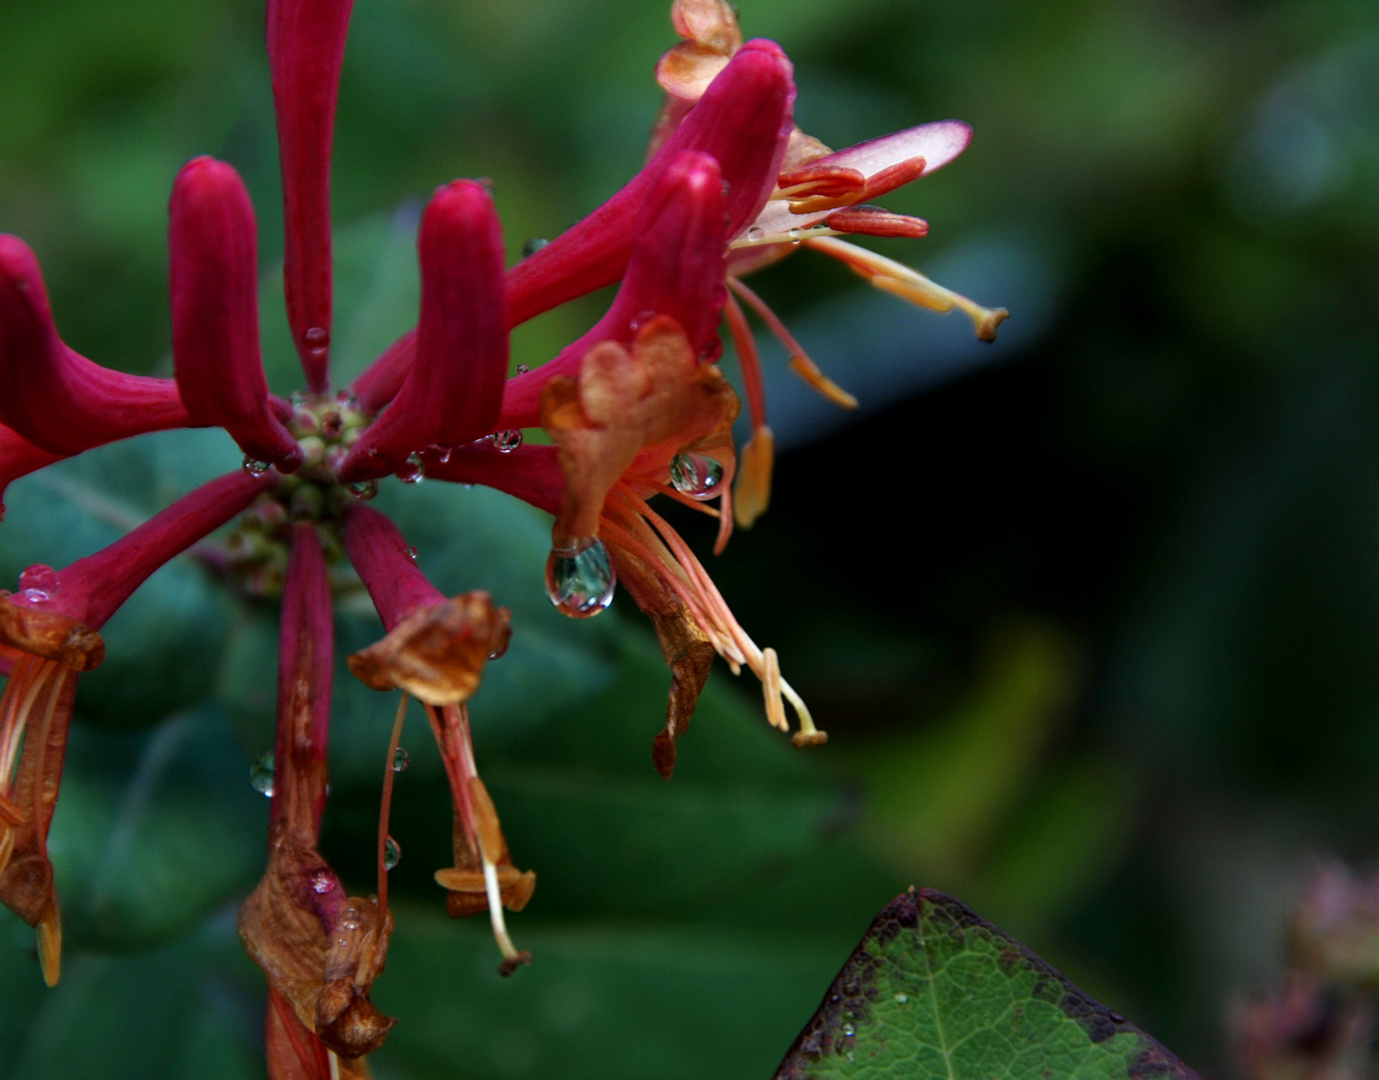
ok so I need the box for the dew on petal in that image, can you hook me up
[392,747,410,772]
[346,479,379,500]
[383,836,401,870]
[250,752,275,796]
[669,452,724,500]
[521,238,549,258]
[18,565,59,599]
[545,538,616,618]
[491,429,523,453]
[397,454,425,484]
[242,455,271,477]
[515,363,530,375]
[405,545,419,563]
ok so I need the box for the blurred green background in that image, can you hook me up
[3,0,1379,1076]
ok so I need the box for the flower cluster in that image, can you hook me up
[0,0,1003,1075]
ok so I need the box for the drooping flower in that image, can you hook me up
[650,0,1009,526]
[0,0,1002,1074]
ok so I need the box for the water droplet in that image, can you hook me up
[545,538,617,618]
[669,452,723,499]
[404,545,418,563]
[310,868,333,894]
[289,389,309,407]
[396,454,425,484]
[788,227,803,245]
[250,752,275,796]
[346,479,379,500]
[392,747,410,772]
[846,1052,855,1064]
[842,1023,855,1038]
[431,444,453,464]
[339,911,363,931]
[629,309,657,334]
[242,455,271,477]
[521,237,549,258]
[383,836,401,870]
[336,388,358,408]
[894,993,908,1004]
[746,225,765,241]
[304,327,329,346]
[491,429,523,453]
[1109,1011,1125,1024]
[515,364,530,375]
[18,565,59,599]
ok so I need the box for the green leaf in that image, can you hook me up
[48,704,267,950]
[776,888,1197,1080]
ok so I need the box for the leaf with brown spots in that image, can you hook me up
[776,888,1200,1080]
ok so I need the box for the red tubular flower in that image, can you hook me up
[0,236,192,459]
[238,522,396,1076]
[498,148,728,429]
[170,156,304,472]
[347,37,794,415]
[337,180,507,483]
[342,504,533,974]
[0,469,272,984]
[268,0,355,393]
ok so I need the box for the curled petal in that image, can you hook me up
[339,180,507,482]
[0,597,103,672]
[499,149,728,428]
[169,157,302,469]
[268,0,355,391]
[609,545,716,780]
[347,593,511,706]
[0,236,191,456]
[541,316,739,545]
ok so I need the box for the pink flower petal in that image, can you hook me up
[0,237,192,457]
[268,0,356,393]
[338,180,507,482]
[169,157,302,471]
[814,120,971,184]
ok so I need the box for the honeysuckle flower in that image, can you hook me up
[651,0,1009,527]
[0,0,999,1073]
[0,470,272,985]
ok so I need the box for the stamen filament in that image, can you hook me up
[376,692,409,915]
[805,236,1009,342]
[728,277,857,409]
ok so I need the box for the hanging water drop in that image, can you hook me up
[746,225,765,241]
[545,538,617,618]
[250,752,275,796]
[392,747,410,772]
[383,836,401,870]
[404,545,418,563]
[310,868,333,894]
[515,363,530,375]
[669,452,724,500]
[521,237,549,258]
[894,993,908,1004]
[491,429,523,453]
[788,227,803,245]
[17,565,59,602]
[242,455,271,477]
[397,454,425,484]
[346,479,379,500]
[289,389,309,407]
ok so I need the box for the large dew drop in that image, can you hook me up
[669,452,724,500]
[392,747,410,772]
[545,538,616,618]
[383,836,401,870]
[250,751,275,797]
